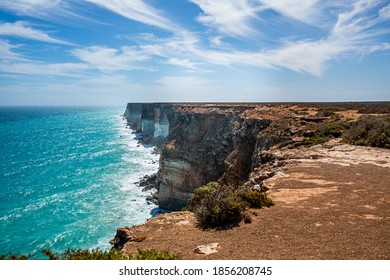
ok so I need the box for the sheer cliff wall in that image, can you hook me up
[124,103,285,210]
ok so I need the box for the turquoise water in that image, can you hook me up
[0,107,159,258]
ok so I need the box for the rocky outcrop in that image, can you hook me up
[124,103,284,210]
[109,226,147,249]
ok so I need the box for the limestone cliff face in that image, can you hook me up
[124,103,285,210]
[159,112,235,210]
[124,103,173,148]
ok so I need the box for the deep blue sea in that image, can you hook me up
[0,107,159,258]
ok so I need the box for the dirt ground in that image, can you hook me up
[122,142,390,260]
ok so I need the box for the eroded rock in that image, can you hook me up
[109,226,146,249]
[194,242,219,255]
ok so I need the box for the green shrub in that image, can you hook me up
[0,253,31,260]
[239,190,274,208]
[188,181,220,207]
[136,248,178,260]
[306,120,350,145]
[188,182,244,229]
[343,116,390,148]
[42,248,132,260]
[188,182,273,229]
[41,248,179,260]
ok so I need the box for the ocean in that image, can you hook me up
[0,107,159,258]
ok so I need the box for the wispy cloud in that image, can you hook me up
[84,0,179,32]
[0,39,87,76]
[0,62,89,77]
[0,40,27,61]
[71,45,152,72]
[379,4,390,19]
[257,0,321,25]
[0,21,73,45]
[0,0,65,18]
[166,58,199,70]
[260,0,390,76]
[190,0,262,37]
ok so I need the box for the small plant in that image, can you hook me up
[0,253,31,260]
[41,248,179,260]
[42,248,132,260]
[239,190,274,208]
[243,212,253,224]
[188,182,273,229]
[136,248,178,260]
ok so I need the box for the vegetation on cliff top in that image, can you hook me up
[188,182,273,230]
[343,116,390,148]
[1,248,178,260]
[304,115,389,149]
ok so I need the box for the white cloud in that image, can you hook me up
[252,0,390,76]
[257,0,321,25]
[71,45,151,72]
[0,0,63,17]
[209,35,224,47]
[84,0,179,32]
[259,40,340,76]
[190,0,262,37]
[329,0,389,51]
[379,4,390,19]
[0,40,27,61]
[167,58,199,70]
[0,62,89,77]
[0,21,73,45]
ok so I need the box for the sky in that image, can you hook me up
[0,0,389,106]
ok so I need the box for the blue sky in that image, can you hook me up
[0,0,389,105]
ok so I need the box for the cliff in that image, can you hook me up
[117,102,390,259]
[124,103,291,210]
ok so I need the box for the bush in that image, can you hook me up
[2,248,179,260]
[239,190,274,208]
[188,182,244,229]
[188,182,273,229]
[343,116,390,148]
[42,248,132,260]
[0,253,31,260]
[42,248,178,260]
[306,120,350,145]
[136,248,178,260]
